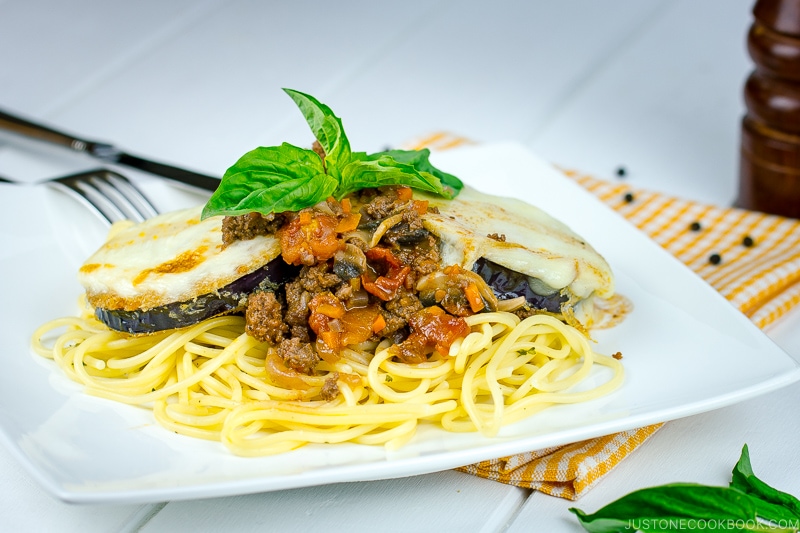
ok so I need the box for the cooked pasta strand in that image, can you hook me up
[33,308,623,456]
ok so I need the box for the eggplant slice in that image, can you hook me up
[417,185,615,326]
[96,258,297,334]
[78,205,284,334]
[471,257,566,313]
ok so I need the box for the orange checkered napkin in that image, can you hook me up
[570,171,800,330]
[406,133,800,500]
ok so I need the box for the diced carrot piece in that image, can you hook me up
[397,186,413,201]
[464,283,485,313]
[412,200,429,215]
[372,314,386,333]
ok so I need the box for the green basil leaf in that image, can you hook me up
[336,152,446,199]
[731,445,800,522]
[201,143,336,218]
[569,484,769,533]
[283,88,351,177]
[202,89,464,218]
[372,148,463,198]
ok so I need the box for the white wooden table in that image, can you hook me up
[2,1,799,531]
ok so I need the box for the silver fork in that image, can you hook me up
[1,168,158,224]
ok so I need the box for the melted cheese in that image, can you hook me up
[78,186,613,317]
[78,206,280,311]
[420,186,614,300]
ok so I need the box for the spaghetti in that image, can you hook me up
[32,300,623,456]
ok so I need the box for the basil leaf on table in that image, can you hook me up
[731,445,800,524]
[201,143,336,218]
[570,484,768,533]
[570,445,800,533]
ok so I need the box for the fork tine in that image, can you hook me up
[106,171,159,219]
[47,169,158,224]
[89,170,159,221]
[49,173,126,224]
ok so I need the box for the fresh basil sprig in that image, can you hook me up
[372,147,464,197]
[201,88,463,219]
[570,445,800,532]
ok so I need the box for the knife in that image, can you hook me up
[0,107,220,193]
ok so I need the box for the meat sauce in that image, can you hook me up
[226,186,486,392]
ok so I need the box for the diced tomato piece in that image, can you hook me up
[340,306,380,346]
[362,267,410,301]
[279,211,341,266]
[309,293,346,319]
[392,307,470,363]
[361,247,411,301]
[365,247,403,268]
[310,297,381,358]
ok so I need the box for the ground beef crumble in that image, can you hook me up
[320,373,340,401]
[221,212,286,246]
[245,290,287,344]
[356,186,427,223]
[298,264,341,292]
[283,280,312,338]
[277,337,319,374]
[382,288,424,336]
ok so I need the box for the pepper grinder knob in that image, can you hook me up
[737,0,800,218]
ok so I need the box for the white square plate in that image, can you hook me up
[1,142,798,504]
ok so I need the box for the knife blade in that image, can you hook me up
[0,107,220,193]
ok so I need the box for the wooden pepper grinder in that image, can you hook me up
[738,0,800,218]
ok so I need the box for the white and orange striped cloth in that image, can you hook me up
[407,132,800,499]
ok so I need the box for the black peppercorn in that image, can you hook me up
[689,221,702,231]
[742,235,755,247]
[623,192,635,203]
[709,253,722,265]
[615,166,627,178]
